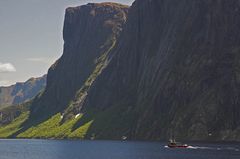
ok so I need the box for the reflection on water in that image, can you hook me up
[0,139,239,159]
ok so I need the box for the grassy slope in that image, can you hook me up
[0,103,135,139]
[0,111,29,138]
[18,113,93,139]
[0,111,93,139]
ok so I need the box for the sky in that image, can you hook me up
[0,0,134,87]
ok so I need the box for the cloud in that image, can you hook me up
[0,62,16,73]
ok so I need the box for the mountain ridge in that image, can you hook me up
[0,75,46,109]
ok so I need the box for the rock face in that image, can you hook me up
[29,3,129,121]
[0,75,46,108]
[75,0,240,141]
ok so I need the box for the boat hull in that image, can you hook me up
[168,145,189,148]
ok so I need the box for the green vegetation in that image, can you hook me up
[0,102,136,140]
[0,110,93,139]
[0,111,29,138]
[18,113,93,139]
[69,120,94,138]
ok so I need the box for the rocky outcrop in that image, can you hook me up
[0,75,46,108]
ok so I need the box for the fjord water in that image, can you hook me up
[0,140,239,159]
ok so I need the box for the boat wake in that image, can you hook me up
[164,145,239,152]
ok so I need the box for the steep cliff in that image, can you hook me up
[71,0,240,141]
[0,75,46,109]
[27,3,129,123]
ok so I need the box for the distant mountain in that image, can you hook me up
[0,75,46,108]
[1,0,240,141]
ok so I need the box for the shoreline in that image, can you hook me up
[0,138,240,144]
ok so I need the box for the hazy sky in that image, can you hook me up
[0,0,134,86]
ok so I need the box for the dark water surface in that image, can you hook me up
[0,139,239,159]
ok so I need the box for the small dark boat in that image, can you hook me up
[167,139,188,148]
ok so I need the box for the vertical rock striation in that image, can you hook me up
[80,0,240,141]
